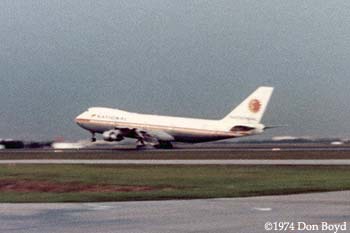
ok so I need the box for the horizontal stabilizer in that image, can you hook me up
[264,125,287,130]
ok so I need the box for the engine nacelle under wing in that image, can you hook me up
[102,129,124,142]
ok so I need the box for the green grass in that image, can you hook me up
[0,165,350,202]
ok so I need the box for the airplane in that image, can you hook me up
[75,86,275,149]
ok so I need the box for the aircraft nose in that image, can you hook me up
[75,116,81,126]
[75,112,86,125]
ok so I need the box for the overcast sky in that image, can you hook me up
[1,0,350,140]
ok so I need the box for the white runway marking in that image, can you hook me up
[84,204,113,211]
[253,207,272,212]
[0,159,350,165]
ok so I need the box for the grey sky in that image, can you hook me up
[1,0,350,140]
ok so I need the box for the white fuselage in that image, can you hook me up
[75,107,263,143]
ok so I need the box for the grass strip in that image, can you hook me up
[0,164,349,202]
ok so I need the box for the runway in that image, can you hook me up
[4,143,350,153]
[1,143,350,161]
[1,159,350,165]
[0,191,348,233]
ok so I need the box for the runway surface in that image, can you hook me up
[0,191,348,233]
[2,144,350,161]
[1,159,350,165]
[4,144,350,153]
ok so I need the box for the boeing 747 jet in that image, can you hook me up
[75,86,274,148]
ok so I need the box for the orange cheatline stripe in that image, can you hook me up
[75,118,249,137]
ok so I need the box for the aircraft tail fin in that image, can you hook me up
[222,86,274,123]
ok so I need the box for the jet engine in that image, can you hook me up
[102,129,124,142]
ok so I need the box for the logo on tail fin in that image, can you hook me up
[222,86,273,124]
[248,99,261,113]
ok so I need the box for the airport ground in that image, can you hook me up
[1,191,349,233]
[0,145,349,232]
[2,143,350,160]
[0,144,350,202]
[0,164,350,202]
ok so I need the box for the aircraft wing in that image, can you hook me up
[145,130,174,141]
[116,128,174,143]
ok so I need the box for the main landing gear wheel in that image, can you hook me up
[154,141,173,149]
[136,139,146,149]
[91,132,96,142]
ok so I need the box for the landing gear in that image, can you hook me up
[91,132,96,142]
[154,141,173,149]
[136,139,146,149]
